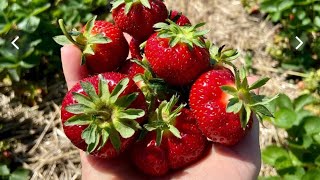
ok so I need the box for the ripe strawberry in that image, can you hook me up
[119,58,145,78]
[61,72,147,158]
[169,10,191,26]
[129,38,143,60]
[131,96,208,176]
[145,20,211,86]
[189,66,274,145]
[111,0,168,41]
[54,16,129,74]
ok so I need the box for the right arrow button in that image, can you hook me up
[295,36,303,50]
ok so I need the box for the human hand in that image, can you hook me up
[61,45,261,180]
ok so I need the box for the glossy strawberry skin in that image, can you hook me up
[85,21,129,74]
[189,67,252,146]
[61,72,147,158]
[169,10,191,26]
[145,33,211,86]
[119,59,145,79]
[112,0,168,42]
[131,109,208,176]
[129,38,143,60]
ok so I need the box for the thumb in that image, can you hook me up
[61,45,88,90]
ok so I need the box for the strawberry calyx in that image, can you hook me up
[206,42,239,65]
[132,58,175,111]
[53,16,111,65]
[220,67,278,128]
[143,95,185,146]
[153,20,209,48]
[64,75,145,153]
[111,0,152,14]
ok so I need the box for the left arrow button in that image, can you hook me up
[11,36,19,50]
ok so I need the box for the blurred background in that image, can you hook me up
[0,0,319,179]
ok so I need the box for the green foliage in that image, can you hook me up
[302,69,320,94]
[0,140,29,180]
[0,0,110,82]
[259,0,320,71]
[261,93,320,179]
[0,165,30,180]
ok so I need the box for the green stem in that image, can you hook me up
[58,19,84,49]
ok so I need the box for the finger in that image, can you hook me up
[124,33,133,58]
[61,45,88,90]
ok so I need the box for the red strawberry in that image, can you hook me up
[131,96,208,176]
[190,66,274,145]
[129,38,143,60]
[61,72,147,158]
[54,16,129,74]
[111,0,168,41]
[169,10,191,26]
[145,21,210,86]
[119,58,145,78]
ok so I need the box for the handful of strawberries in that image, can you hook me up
[54,0,275,176]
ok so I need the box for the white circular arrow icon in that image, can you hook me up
[11,36,19,50]
[295,36,303,50]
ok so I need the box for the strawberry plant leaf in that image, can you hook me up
[65,104,90,114]
[249,77,270,90]
[251,104,273,117]
[83,45,95,55]
[115,93,138,108]
[82,124,98,146]
[276,94,293,110]
[278,0,294,11]
[98,74,111,100]
[154,22,169,29]
[313,134,320,145]
[140,0,151,9]
[226,98,243,113]
[110,78,129,103]
[303,117,320,135]
[273,108,297,129]
[169,36,180,47]
[80,81,100,103]
[72,92,96,108]
[118,109,145,120]
[88,34,111,44]
[98,129,109,150]
[302,169,320,180]
[241,76,249,89]
[52,35,72,46]
[144,124,157,131]
[315,156,320,166]
[87,133,100,153]
[262,145,289,166]
[221,85,237,96]
[124,2,133,14]
[84,15,96,37]
[156,129,163,146]
[169,125,181,139]
[293,94,316,111]
[64,114,92,126]
[243,105,251,128]
[0,163,10,176]
[9,168,30,180]
[109,128,121,152]
[111,0,125,10]
[113,120,135,138]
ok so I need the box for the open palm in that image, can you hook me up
[61,45,261,180]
